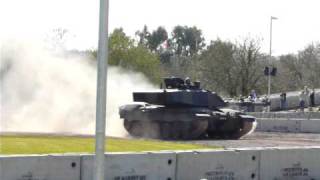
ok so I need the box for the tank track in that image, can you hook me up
[124,119,208,140]
[124,119,256,140]
[206,120,256,139]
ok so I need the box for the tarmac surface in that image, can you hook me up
[189,132,320,148]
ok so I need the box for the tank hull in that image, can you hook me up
[119,103,256,139]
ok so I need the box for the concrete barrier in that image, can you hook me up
[176,149,259,180]
[1,147,320,180]
[80,152,176,180]
[250,112,320,133]
[256,119,301,132]
[308,112,320,119]
[249,112,320,120]
[260,147,320,180]
[0,155,80,180]
[300,120,320,133]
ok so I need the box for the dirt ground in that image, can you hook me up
[189,132,320,149]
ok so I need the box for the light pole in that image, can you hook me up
[267,16,277,111]
[95,0,109,180]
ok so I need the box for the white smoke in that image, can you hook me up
[0,40,155,136]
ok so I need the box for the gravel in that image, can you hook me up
[188,132,320,149]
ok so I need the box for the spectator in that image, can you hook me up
[299,87,309,112]
[248,90,257,112]
[304,86,310,106]
[184,77,191,88]
[280,92,287,110]
[261,95,269,112]
[310,88,315,110]
[239,95,244,102]
[249,89,257,102]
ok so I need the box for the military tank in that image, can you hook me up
[119,77,256,139]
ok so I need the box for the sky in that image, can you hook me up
[1,0,320,55]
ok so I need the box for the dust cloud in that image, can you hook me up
[0,40,155,136]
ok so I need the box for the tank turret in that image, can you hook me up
[119,77,256,139]
[133,77,226,108]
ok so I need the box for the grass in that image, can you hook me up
[0,135,219,155]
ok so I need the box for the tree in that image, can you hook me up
[198,40,239,96]
[161,55,195,79]
[90,28,161,83]
[128,45,161,83]
[135,25,150,47]
[197,38,266,97]
[109,28,161,83]
[136,26,168,53]
[274,43,320,91]
[108,28,134,66]
[184,26,205,56]
[274,54,301,91]
[146,26,168,52]
[171,25,184,56]
[170,26,205,56]
[235,38,266,96]
[297,43,320,87]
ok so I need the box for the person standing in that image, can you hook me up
[299,87,309,112]
[310,89,315,111]
[304,86,310,106]
[249,90,257,102]
[248,90,257,112]
[280,92,287,110]
[299,90,306,112]
[262,95,269,112]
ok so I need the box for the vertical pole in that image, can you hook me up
[267,17,272,112]
[94,0,109,180]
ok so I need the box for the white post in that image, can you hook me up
[94,0,109,180]
[267,16,277,112]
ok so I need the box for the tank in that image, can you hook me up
[119,77,257,139]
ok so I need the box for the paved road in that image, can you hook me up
[188,132,320,148]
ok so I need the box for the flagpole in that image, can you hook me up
[267,16,277,112]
